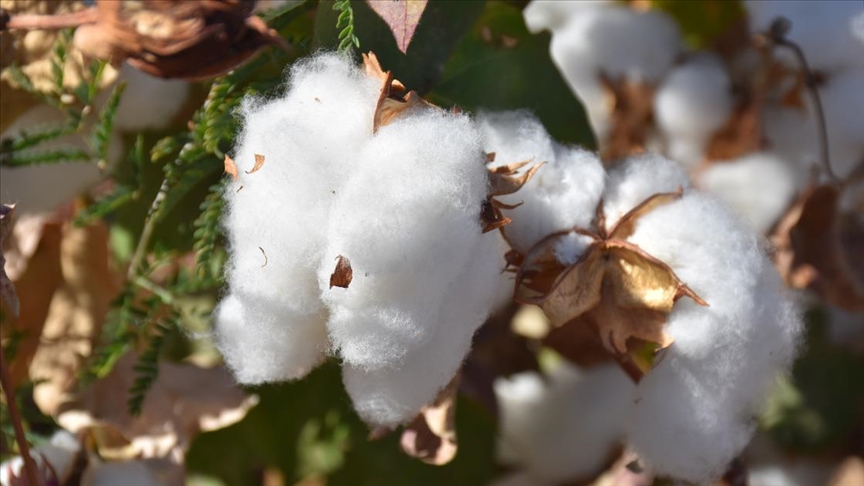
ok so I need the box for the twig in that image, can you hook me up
[0,7,97,31]
[0,347,40,486]
[765,17,839,184]
[127,178,169,281]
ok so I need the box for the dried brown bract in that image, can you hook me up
[329,255,353,289]
[599,74,656,164]
[482,156,545,234]
[400,375,458,466]
[514,189,707,367]
[362,51,432,132]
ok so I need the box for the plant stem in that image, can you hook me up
[127,178,170,281]
[0,347,39,486]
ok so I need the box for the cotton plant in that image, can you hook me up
[214,52,514,431]
[481,111,802,484]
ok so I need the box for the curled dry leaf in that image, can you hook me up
[362,51,432,132]
[482,157,544,233]
[56,352,258,462]
[366,0,428,54]
[223,154,238,181]
[400,375,458,465]
[770,180,864,311]
[245,153,265,175]
[515,190,707,360]
[71,0,288,80]
[329,254,352,289]
[599,74,655,165]
[0,203,19,316]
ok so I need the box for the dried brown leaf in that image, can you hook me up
[329,255,353,289]
[55,352,258,461]
[600,75,655,164]
[30,221,120,414]
[245,153,265,174]
[488,162,545,197]
[366,0,428,54]
[224,154,238,181]
[400,375,458,465]
[771,182,864,311]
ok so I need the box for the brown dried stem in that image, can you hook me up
[0,7,97,31]
[765,17,839,184]
[0,346,39,486]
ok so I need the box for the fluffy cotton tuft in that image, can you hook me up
[535,2,681,138]
[216,53,379,384]
[495,362,634,484]
[745,0,864,72]
[507,145,801,483]
[699,152,798,233]
[654,54,734,167]
[217,53,503,426]
[605,157,802,483]
[477,110,606,254]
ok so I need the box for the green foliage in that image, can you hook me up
[193,182,226,283]
[91,82,127,163]
[333,0,361,52]
[649,0,746,49]
[127,319,176,416]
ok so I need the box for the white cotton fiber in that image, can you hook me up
[494,362,634,484]
[654,54,734,168]
[699,152,798,234]
[112,62,190,132]
[342,234,503,426]
[608,156,802,483]
[215,53,380,383]
[745,0,864,72]
[477,110,605,254]
[601,152,690,225]
[538,2,682,139]
[320,110,490,371]
[522,0,611,34]
[0,430,80,486]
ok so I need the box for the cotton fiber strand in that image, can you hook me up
[477,110,605,254]
[494,363,633,484]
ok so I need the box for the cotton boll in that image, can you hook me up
[601,152,691,225]
[321,109,490,372]
[112,62,190,132]
[654,54,734,168]
[620,184,801,483]
[522,0,611,34]
[214,294,328,384]
[699,152,798,234]
[215,54,380,382]
[341,231,503,426]
[745,0,864,72]
[477,111,606,254]
[494,363,634,484]
[542,4,681,140]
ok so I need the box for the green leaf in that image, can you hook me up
[91,82,127,162]
[429,1,594,147]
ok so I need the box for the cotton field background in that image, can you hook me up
[0,1,861,485]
